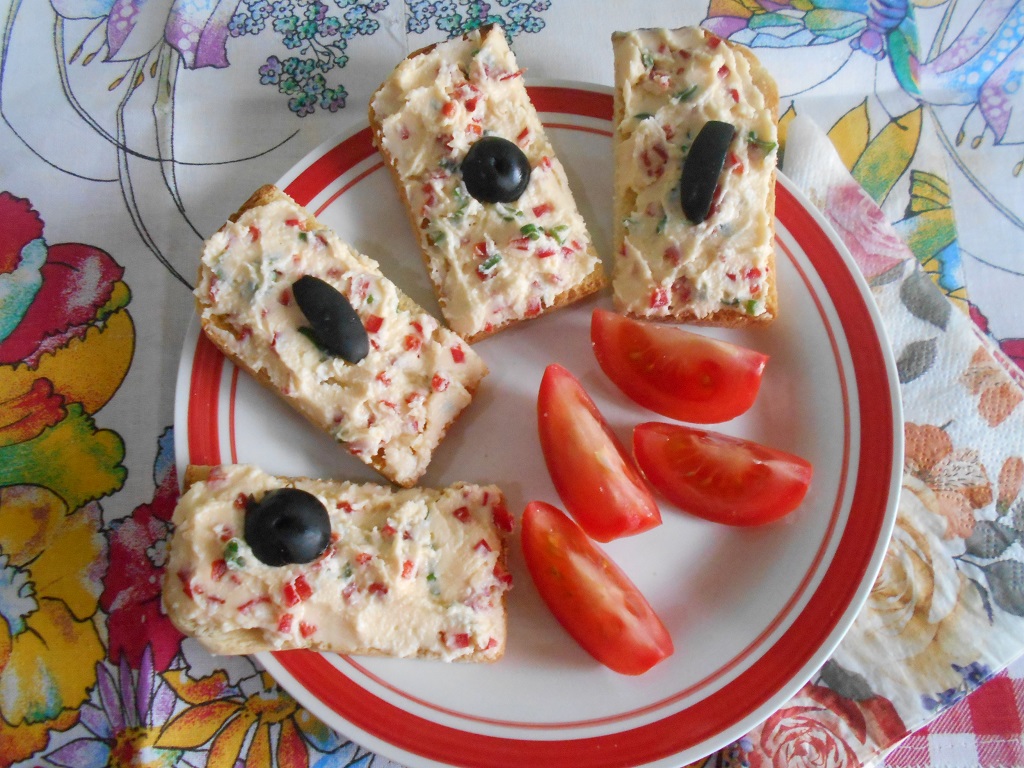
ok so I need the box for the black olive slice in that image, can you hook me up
[244,488,331,566]
[679,120,736,223]
[461,136,532,203]
[292,275,369,363]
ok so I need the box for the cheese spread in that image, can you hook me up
[195,196,488,487]
[371,25,602,339]
[612,27,777,320]
[164,465,513,660]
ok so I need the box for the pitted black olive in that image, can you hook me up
[244,488,331,566]
[461,136,532,203]
[292,275,369,363]
[679,120,736,223]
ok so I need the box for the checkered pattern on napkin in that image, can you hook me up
[884,656,1024,767]
[721,115,1024,768]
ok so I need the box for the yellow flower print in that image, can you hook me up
[0,485,107,767]
[832,475,990,710]
[157,669,346,766]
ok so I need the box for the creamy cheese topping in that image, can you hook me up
[195,197,487,487]
[612,27,777,319]
[165,465,513,660]
[371,25,601,338]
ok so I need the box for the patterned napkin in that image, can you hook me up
[706,115,1024,768]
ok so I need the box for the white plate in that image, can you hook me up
[175,83,902,768]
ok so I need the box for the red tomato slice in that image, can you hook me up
[633,422,813,526]
[538,364,661,542]
[521,500,674,675]
[590,308,768,423]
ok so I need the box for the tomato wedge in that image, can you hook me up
[521,500,674,675]
[538,364,661,542]
[590,308,768,423]
[633,422,813,526]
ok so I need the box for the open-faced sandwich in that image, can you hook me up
[369,24,606,342]
[612,26,779,326]
[163,465,514,660]
[194,185,487,488]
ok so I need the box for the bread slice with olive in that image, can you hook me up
[369,24,606,343]
[194,185,487,488]
[163,464,513,660]
[611,27,779,326]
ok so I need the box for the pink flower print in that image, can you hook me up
[100,428,183,669]
[824,182,909,281]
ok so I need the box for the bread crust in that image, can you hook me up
[194,186,486,487]
[369,24,606,344]
[164,465,511,660]
[611,29,779,327]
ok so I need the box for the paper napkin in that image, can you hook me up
[715,116,1024,768]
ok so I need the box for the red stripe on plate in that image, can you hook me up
[286,126,377,207]
[229,366,240,464]
[188,332,225,466]
[529,86,613,119]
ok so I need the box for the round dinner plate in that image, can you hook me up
[175,83,903,767]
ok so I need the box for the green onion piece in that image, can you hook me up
[641,51,654,69]
[520,223,541,240]
[656,215,668,234]
[636,112,655,121]
[745,299,759,315]
[224,539,245,570]
[480,254,502,272]
[673,84,699,103]
[747,131,777,153]
[546,224,569,244]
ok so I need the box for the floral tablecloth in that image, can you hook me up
[1,1,1023,767]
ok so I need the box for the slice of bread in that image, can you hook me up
[163,464,513,660]
[611,27,779,326]
[194,185,487,488]
[369,24,606,343]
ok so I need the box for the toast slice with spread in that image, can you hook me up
[369,24,606,343]
[163,464,513,660]
[612,27,779,326]
[194,185,487,488]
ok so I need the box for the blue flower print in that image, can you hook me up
[344,4,368,23]
[436,13,464,33]
[259,55,283,84]
[521,14,543,33]
[320,16,342,36]
[290,92,317,117]
[506,2,529,21]
[249,0,272,21]
[407,0,550,39]
[270,0,293,20]
[305,1,329,23]
[356,17,379,34]
[320,86,348,112]
[249,0,390,117]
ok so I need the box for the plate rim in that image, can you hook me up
[174,81,903,768]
